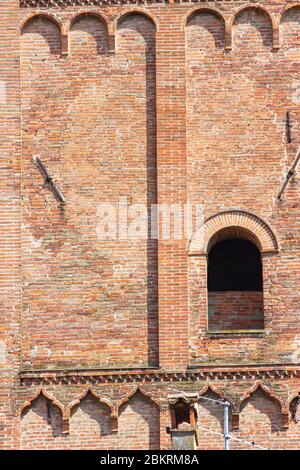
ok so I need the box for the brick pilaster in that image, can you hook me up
[156,8,188,370]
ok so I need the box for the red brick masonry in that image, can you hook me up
[1,0,300,450]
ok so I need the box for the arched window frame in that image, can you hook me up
[188,210,279,336]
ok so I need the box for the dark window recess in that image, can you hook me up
[208,239,263,292]
[174,401,191,427]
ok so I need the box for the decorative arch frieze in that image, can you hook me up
[116,8,158,32]
[238,382,289,430]
[183,6,225,31]
[116,386,161,414]
[198,383,232,404]
[18,387,69,434]
[18,387,65,418]
[231,5,278,50]
[20,12,63,34]
[65,386,116,432]
[20,12,64,56]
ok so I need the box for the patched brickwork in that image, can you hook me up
[1,0,300,451]
[208,291,264,331]
[20,11,158,369]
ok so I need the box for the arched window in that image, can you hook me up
[207,235,264,331]
[169,399,196,429]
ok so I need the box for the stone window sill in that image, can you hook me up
[205,329,266,338]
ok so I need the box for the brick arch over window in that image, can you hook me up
[188,210,279,255]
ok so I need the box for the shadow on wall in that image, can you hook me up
[69,13,109,56]
[70,391,111,437]
[21,394,63,440]
[20,390,160,450]
[232,8,273,50]
[118,14,158,367]
[186,11,225,50]
[22,15,62,56]
[118,391,160,450]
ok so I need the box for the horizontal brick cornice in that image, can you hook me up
[19,364,300,385]
[20,0,166,7]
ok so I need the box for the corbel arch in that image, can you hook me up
[66,10,110,35]
[231,5,278,50]
[231,4,276,30]
[20,12,63,35]
[18,387,65,418]
[116,386,161,414]
[116,8,158,31]
[188,210,279,255]
[239,382,289,429]
[182,6,226,31]
[66,386,117,433]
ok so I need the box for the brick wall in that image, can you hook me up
[1,0,300,450]
[208,291,264,331]
[0,0,21,450]
[20,12,158,369]
[20,390,160,450]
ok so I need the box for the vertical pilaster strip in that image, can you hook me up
[156,8,188,369]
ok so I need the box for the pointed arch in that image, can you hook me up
[117,386,160,449]
[239,382,289,430]
[117,386,161,413]
[240,382,288,415]
[198,383,232,405]
[188,210,279,255]
[66,386,114,418]
[18,387,64,417]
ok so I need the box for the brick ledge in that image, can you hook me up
[19,363,300,385]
